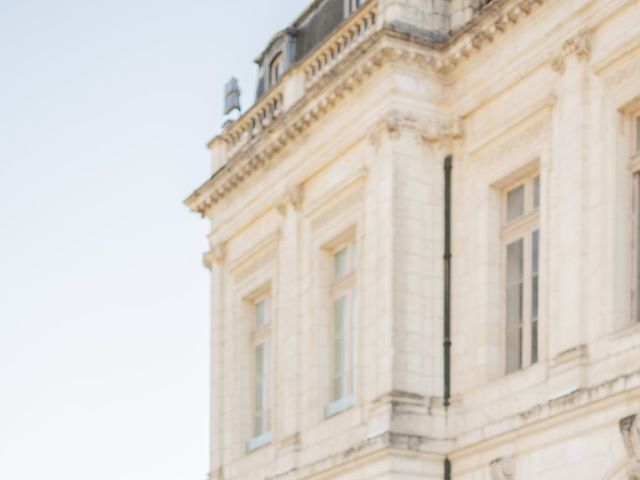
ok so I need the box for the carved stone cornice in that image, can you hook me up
[620,414,640,478]
[276,184,304,215]
[186,0,552,216]
[551,30,593,73]
[490,456,516,480]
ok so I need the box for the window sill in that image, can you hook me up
[325,394,355,418]
[246,432,272,453]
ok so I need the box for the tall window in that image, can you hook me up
[634,115,640,323]
[328,242,356,414]
[270,53,283,87]
[503,174,540,373]
[635,173,640,324]
[249,296,271,449]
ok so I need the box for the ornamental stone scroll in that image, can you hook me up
[490,456,516,480]
[620,414,640,479]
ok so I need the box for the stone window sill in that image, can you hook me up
[246,432,272,453]
[325,394,355,418]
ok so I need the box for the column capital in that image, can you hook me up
[490,456,515,480]
[276,183,304,216]
[620,414,640,477]
[551,29,593,73]
[203,242,227,270]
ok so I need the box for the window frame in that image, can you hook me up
[345,0,363,15]
[269,53,283,88]
[632,113,640,325]
[247,294,272,451]
[501,173,540,374]
[326,240,357,417]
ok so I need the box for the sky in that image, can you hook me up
[0,1,309,479]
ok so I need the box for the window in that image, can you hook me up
[326,241,356,416]
[346,0,363,14]
[503,173,540,373]
[635,174,640,324]
[636,115,640,154]
[248,296,271,451]
[270,53,283,87]
[634,115,640,324]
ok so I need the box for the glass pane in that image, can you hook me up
[532,230,540,362]
[506,239,524,373]
[531,320,538,365]
[334,247,349,280]
[637,176,640,323]
[254,414,263,436]
[255,298,267,327]
[507,185,525,222]
[333,295,348,400]
[254,342,267,435]
[533,176,540,208]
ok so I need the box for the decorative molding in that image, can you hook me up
[490,456,516,480]
[620,414,640,478]
[186,0,555,215]
[367,110,417,146]
[276,184,304,215]
[203,242,227,269]
[551,30,593,73]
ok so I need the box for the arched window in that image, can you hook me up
[270,53,283,87]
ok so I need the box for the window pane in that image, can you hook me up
[507,185,525,222]
[255,299,267,327]
[334,247,349,280]
[254,342,268,436]
[637,176,640,323]
[506,239,524,373]
[533,176,540,208]
[333,296,347,400]
[531,230,539,363]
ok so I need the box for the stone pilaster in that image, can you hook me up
[274,184,304,474]
[547,31,593,394]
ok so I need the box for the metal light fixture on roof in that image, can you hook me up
[224,77,241,115]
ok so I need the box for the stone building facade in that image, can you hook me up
[187,0,640,478]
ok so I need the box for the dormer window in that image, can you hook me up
[270,53,283,87]
[346,0,363,14]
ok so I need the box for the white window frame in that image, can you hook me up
[631,114,640,325]
[345,0,363,15]
[502,173,540,374]
[269,53,283,88]
[325,241,356,417]
[247,295,272,451]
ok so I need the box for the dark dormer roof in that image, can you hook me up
[254,0,349,100]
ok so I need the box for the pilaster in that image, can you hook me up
[274,184,304,474]
[547,31,593,394]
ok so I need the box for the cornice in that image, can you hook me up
[187,0,553,216]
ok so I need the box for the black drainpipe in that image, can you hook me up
[445,457,452,480]
[444,155,452,410]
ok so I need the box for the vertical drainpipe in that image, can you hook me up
[444,155,453,480]
[444,155,452,409]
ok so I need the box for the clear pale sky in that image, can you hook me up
[0,1,309,479]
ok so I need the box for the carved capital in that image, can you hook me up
[551,30,593,73]
[203,242,227,269]
[277,184,304,215]
[620,414,640,478]
[368,110,417,146]
[490,456,516,480]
